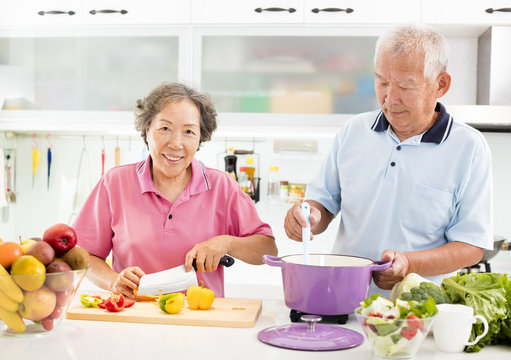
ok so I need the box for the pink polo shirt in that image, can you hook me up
[73,156,274,297]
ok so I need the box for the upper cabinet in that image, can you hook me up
[422,0,511,25]
[0,0,190,27]
[191,0,420,25]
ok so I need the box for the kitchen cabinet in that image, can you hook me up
[422,0,511,25]
[0,30,185,112]
[0,0,190,27]
[191,0,420,25]
[197,29,380,114]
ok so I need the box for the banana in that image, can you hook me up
[0,306,25,333]
[0,289,19,312]
[0,264,24,303]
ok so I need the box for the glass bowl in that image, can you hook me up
[354,307,436,359]
[1,267,88,337]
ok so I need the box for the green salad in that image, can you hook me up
[357,294,438,357]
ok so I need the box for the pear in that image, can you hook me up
[62,247,90,270]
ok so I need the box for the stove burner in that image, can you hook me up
[289,309,349,324]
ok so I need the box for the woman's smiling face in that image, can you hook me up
[146,99,201,183]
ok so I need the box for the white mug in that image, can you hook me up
[433,304,489,352]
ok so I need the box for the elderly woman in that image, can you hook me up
[73,82,277,298]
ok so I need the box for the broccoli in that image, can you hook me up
[399,282,449,304]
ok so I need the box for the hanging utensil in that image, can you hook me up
[68,136,91,224]
[5,153,15,203]
[114,136,120,167]
[101,136,105,176]
[31,134,40,188]
[46,134,52,191]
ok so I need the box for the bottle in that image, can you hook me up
[224,146,237,181]
[267,165,280,202]
[238,167,250,195]
[279,180,289,203]
[245,157,257,200]
[289,184,305,204]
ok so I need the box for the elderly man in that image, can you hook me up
[284,24,493,292]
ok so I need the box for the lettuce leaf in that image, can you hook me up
[441,273,510,352]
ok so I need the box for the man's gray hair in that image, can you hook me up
[375,24,449,80]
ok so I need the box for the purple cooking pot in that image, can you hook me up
[263,253,391,315]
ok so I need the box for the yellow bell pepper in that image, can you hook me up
[186,281,215,310]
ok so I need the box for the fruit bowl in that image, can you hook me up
[0,267,88,337]
[355,307,436,358]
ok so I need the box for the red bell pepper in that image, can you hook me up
[104,292,126,312]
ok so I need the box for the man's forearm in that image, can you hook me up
[405,241,484,276]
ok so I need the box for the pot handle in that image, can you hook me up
[263,255,284,268]
[370,260,392,272]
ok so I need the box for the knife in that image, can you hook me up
[137,255,235,296]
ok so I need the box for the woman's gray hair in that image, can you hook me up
[134,82,217,148]
[375,24,449,80]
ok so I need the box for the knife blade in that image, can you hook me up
[137,255,235,296]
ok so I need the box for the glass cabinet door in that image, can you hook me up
[1,35,179,111]
[200,34,379,114]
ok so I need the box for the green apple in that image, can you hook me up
[20,239,37,254]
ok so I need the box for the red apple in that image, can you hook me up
[55,290,71,306]
[49,305,64,320]
[43,223,77,256]
[41,317,53,331]
[46,260,73,292]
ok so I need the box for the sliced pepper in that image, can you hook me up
[80,294,103,308]
[104,292,126,312]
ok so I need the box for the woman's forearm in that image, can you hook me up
[86,254,118,292]
[227,234,277,265]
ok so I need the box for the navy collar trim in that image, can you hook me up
[371,102,453,144]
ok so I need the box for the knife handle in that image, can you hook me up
[192,255,235,271]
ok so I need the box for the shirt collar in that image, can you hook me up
[136,155,211,195]
[371,102,453,144]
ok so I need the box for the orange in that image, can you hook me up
[0,242,24,269]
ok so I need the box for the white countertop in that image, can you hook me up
[1,296,510,360]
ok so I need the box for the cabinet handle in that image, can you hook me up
[311,8,354,13]
[38,10,76,16]
[254,7,296,13]
[485,8,511,13]
[89,9,128,15]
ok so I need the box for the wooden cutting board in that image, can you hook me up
[66,296,262,328]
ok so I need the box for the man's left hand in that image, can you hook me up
[372,249,410,290]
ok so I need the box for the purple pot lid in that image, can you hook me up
[257,323,364,351]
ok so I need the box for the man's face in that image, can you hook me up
[374,49,447,140]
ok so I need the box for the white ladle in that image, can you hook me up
[301,202,310,265]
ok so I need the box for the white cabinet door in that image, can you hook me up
[0,0,82,27]
[83,0,190,25]
[423,0,511,25]
[303,0,420,24]
[191,0,304,24]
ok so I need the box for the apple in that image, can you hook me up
[48,305,64,320]
[11,255,46,291]
[55,289,71,306]
[25,241,55,266]
[20,239,37,253]
[18,285,56,321]
[43,223,77,256]
[45,260,73,292]
[41,317,53,331]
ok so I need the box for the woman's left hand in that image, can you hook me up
[185,236,232,273]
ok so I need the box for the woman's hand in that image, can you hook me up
[185,236,232,273]
[110,266,145,299]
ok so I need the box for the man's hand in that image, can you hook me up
[372,250,410,290]
[284,203,321,241]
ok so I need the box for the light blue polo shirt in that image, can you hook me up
[306,103,493,280]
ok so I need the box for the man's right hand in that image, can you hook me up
[284,202,321,241]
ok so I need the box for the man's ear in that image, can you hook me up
[436,72,451,98]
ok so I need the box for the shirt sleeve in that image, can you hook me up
[305,128,343,216]
[445,136,493,250]
[72,176,114,258]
